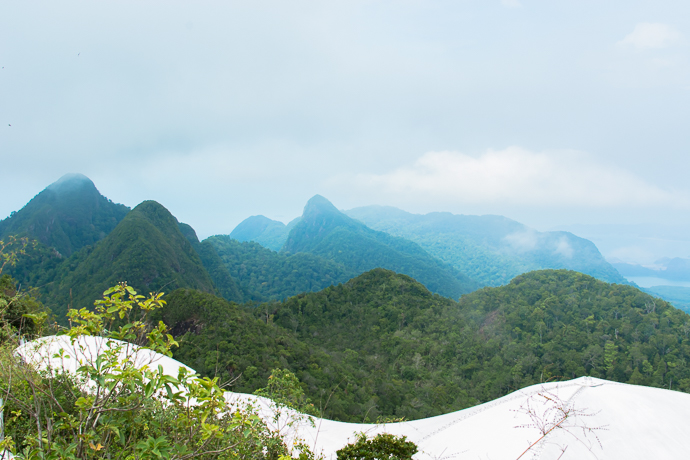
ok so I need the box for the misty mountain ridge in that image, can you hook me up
[230,202,628,288]
[280,195,479,298]
[345,205,627,286]
[0,173,129,257]
[229,214,300,252]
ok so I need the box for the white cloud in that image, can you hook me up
[353,147,683,208]
[554,237,574,259]
[501,0,522,8]
[618,23,682,50]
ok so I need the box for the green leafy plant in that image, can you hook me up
[0,283,296,459]
[336,433,417,460]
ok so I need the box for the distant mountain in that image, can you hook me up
[346,205,627,287]
[0,173,129,257]
[229,215,300,252]
[283,195,479,298]
[205,235,355,301]
[613,257,690,282]
[45,200,218,318]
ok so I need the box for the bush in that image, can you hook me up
[336,433,417,460]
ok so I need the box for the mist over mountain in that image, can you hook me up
[229,215,300,252]
[345,205,627,287]
[282,195,479,298]
[0,173,129,257]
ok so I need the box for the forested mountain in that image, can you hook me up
[178,223,246,302]
[43,200,218,318]
[346,205,627,287]
[205,235,355,301]
[282,195,479,299]
[0,173,129,257]
[229,215,300,252]
[165,268,690,423]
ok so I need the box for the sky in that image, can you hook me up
[2,1,689,262]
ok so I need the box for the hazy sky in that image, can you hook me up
[2,1,689,249]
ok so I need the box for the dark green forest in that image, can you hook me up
[163,269,690,422]
[206,235,355,301]
[12,201,219,319]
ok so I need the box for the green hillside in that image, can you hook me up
[45,200,218,318]
[165,268,690,423]
[0,173,129,257]
[283,195,479,299]
[346,205,628,287]
[178,222,245,302]
[205,235,355,301]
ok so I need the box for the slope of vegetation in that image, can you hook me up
[346,205,627,287]
[44,201,218,317]
[165,269,690,423]
[206,235,355,301]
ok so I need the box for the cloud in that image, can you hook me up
[501,0,522,8]
[618,23,682,50]
[353,147,683,208]
[554,237,574,259]
[504,230,538,252]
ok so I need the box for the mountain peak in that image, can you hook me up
[303,195,340,216]
[47,173,96,193]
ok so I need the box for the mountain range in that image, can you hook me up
[0,173,640,316]
[4,173,690,435]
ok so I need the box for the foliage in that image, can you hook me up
[0,237,49,344]
[335,433,417,460]
[253,369,317,458]
[206,235,354,301]
[39,201,219,319]
[346,205,628,287]
[0,283,294,459]
[254,369,316,416]
[166,268,690,423]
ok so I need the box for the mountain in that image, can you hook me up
[178,222,246,303]
[229,215,300,252]
[0,173,129,257]
[205,235,355,301]
[165,268,690,423]
[45,200,218,318]
[345,205,627,287]
[613,257,690,282]
[282,195,479,298]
